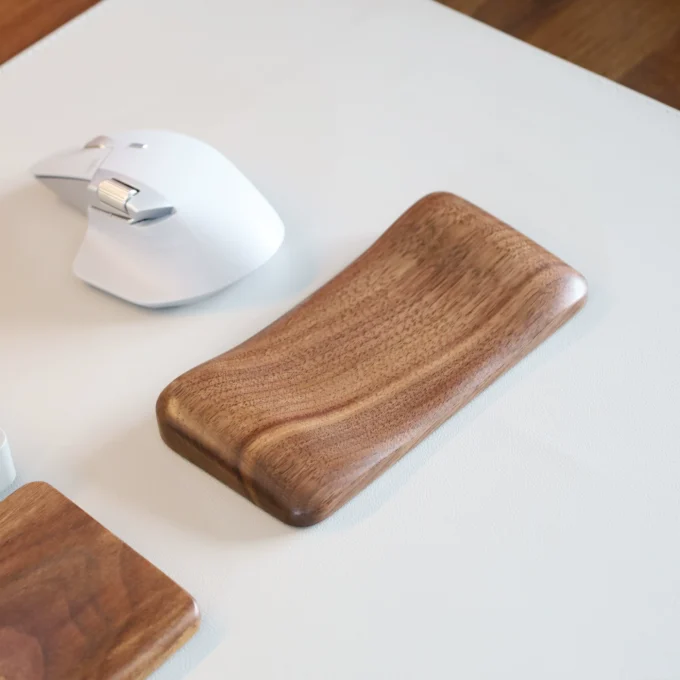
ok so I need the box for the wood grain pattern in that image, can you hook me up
[157,193,587,527]
[0,0,100,65]
[0,482,199,679]
[441,0,680,109]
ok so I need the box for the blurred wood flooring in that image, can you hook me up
[443,0,680,109]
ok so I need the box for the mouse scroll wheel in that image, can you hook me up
[96,178,174,224]
[98,178,138,213]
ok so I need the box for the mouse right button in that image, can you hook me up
[125,191,175,224]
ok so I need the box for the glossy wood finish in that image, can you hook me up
[1,0,679,109]
[0,482,199,679]
[158,193,587,527]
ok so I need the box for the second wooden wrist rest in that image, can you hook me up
[157,193,587,526]
[0,482,199,679]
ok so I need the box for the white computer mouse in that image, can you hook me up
[32,130,285,307]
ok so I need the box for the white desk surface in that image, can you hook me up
[1,1,680,678]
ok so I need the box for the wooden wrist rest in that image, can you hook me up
[0,482,199,679]
[157,193,587,527]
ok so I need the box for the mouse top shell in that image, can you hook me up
[33,130,285,307]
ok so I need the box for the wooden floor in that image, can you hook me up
[0,0,679,109]
[443,0,680,109]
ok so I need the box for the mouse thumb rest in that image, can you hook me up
[72,205,239,309]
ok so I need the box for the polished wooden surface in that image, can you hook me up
[1,0,679,109]
[0,482,199,679]
[158,193,587,527]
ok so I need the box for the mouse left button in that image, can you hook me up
[32,146,111,182]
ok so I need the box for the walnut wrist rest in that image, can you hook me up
[157,193,587,527]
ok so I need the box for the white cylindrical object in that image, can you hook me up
[0,429,17,491]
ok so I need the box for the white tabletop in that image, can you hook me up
[1,1,680,678]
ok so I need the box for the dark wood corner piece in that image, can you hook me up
[0,482,199,680]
